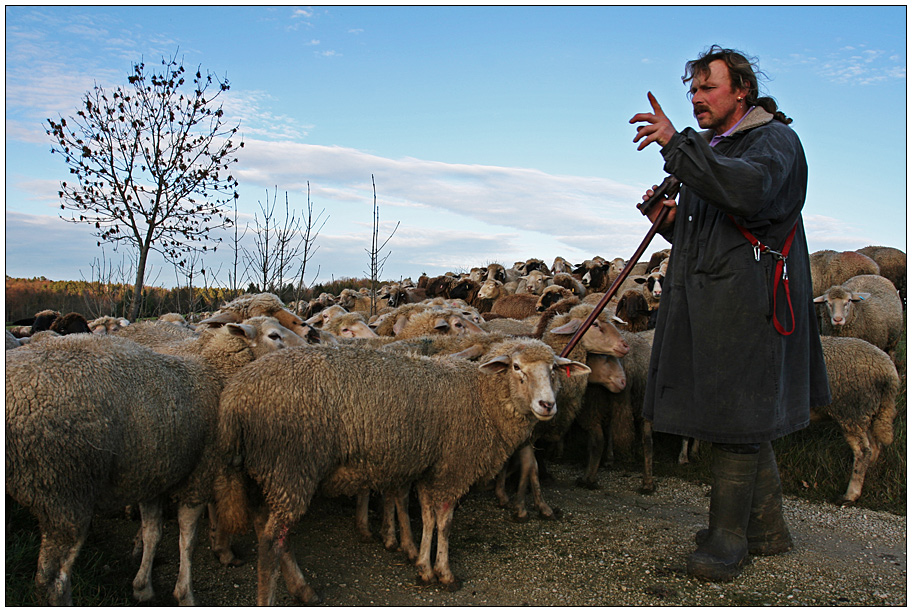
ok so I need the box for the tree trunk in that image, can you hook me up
[129,246,150,322]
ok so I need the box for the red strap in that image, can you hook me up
[728,215,799,336]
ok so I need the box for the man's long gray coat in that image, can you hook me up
[643,107,831,444]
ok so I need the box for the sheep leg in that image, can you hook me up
[678,438,691,464]
[527,451,559,520]
[432,500,461,591]
[355,489,374,542]
[132,500,163,602]
[173,502,205,606]
[393,485,419,562]
[415,486,438,585]
[254,513,283,606]
[380,491,398,550]
[35,519,89,606]
[253,509,320,605]
[510,444,534,522]
[493,465,511,508]
[639,420,656,494]
[838,424,874,506]
[577,420,605,489]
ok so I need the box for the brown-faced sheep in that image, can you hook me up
[614,288,652,332]
[5,317,307,606]
[550,271,587,298]
[214,338,589,604]
[814,274,904,357]
[810,249,880,297]
[322,311,378,339]
[572,329,653,491]
[814,336,900,505]
[158,312,193,328]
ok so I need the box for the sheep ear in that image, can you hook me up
[633,276,647,285]
[392,314,410,336]
[433,317,449,332]
[612,315,626,325]
[850,292,871,302]
[479,354,511,373]
[226,323,257,340]
[812,295,827,303]
[304,313,323,325]
[200,311,241,326]
[450,344,486,360]
[550,319,582,335]
[554,357,591,377]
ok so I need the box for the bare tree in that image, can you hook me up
[245,187,306,297]
[364,175,399,316]
[47,51,244,321]
[292,181,328,305]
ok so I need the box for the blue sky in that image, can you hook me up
[5,5,907,289]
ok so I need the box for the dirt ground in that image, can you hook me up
[81,461,906,607]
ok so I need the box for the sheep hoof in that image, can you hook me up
[638,484,656,496]
[834,497,857,508]
[510,511,531,524]
[441,579,462,592]
[538,506,562,520]
[575,477,601,490]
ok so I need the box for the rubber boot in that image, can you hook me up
[696,441,793,555]
[686,445,758,582]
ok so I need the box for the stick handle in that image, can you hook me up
[559,203,672,358]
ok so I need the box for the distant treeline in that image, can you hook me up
[5,276,378,323]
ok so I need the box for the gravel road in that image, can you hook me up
[111,461,905,607]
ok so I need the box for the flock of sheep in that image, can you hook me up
[5,244,905,606]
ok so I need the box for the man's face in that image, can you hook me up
[690,59,749,133]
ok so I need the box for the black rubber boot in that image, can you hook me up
[686,445,758,582]
[745,441,793,554]
[695,441,793,556]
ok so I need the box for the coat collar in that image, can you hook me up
[699,106,775,142]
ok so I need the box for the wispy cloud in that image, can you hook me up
[818,45,905,85]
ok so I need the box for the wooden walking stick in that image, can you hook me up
[559,176,680,359]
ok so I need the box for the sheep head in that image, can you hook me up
[479,338,590,422]
[814,286,871,326]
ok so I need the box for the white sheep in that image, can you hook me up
[814,274,904,358]
[5,317,307,606]
[88,315,131,334]
[814,336,901,505]
[213,338,589,604]
[493,302,631,521]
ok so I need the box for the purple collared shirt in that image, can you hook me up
[709,106,755,147]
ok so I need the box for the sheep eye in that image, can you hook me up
[513,363,521,371]
[268,332,281,341]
